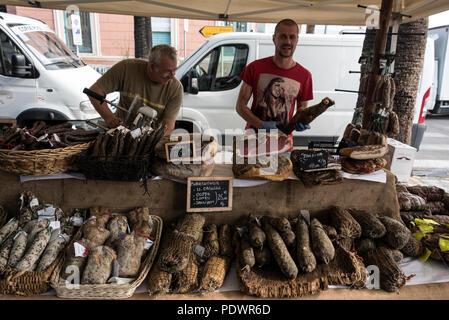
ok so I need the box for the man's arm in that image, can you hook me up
[297,100,308,110]
[235,82,263,129]
[162,119,175,136]
[88,83,122,128]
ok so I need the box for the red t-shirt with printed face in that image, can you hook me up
[240,56,314,130]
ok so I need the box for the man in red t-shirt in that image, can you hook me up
[236,19,313,133]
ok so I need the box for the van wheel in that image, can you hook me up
[174,121,200,133]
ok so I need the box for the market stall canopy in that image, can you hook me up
[1,0,449,25]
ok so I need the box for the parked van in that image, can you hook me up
[175,32,434,149]
[411,36,435,150]
[428,25,449,115]
[0,12,115,127]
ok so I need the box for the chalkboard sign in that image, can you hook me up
[165,140,196,163]
[298,150,328,171]
[187,176,233,212]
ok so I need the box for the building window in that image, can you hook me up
[224,21,247,32]
[152,31,171,46]
[63,11,93,53]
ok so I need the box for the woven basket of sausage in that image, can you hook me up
[0,142,93,176]
[0,228,80,296]
[50,215,162,299]
[236,244,365,299]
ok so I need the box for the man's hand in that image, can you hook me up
[294,122,311,132]
[260,121,281,130]
[105,115,122,129]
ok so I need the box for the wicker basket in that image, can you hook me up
[0,142,93,176]
[75,152,153,181]
[50,215,163,299]
[0,229,79,296]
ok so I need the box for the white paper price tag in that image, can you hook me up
[144,238,154,250]
[20,194,25,210]
[194,245,205,258]
[107,277,134,284]
[50,221,61,231]
[29,198,39,209]
[130,127,142,139]
[38,206,56,217]
[70,216,83,227]
[74,242,87,257]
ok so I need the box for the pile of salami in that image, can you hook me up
[339,123,389,175]
[1,121,99,150]
[290,150,343,186]
[0,192,78,274]
[148,214,233,295]
[151,133,218,180]
[59,207,154,285]
[236,207,415,294]
[87,124,165,160]
[397,184,449,264]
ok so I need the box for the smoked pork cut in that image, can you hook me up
[234,132,292,158]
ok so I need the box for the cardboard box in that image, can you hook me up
[384,138,417,182]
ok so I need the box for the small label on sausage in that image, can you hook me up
[50,221,61,231]
[194,245,205,258]
[38,205,55,217]
[70,216,83,227]
[29,198,39,209]
[130,127,142,139]
[144,238,154,250]
[74,242,87,257]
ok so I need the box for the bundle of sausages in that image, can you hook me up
[88,124,165,160]
[0,191,78,273]
[1,121,99,150]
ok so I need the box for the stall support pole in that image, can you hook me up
[389,0,403,73]
[362,0,394,130]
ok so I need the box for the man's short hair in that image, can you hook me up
[274,19,299,34]
[148,44,177,65]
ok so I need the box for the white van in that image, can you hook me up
[175,32,434,149]
[0,12,113,127]
[411,36,435,150]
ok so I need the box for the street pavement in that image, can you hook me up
[410,114,449,191]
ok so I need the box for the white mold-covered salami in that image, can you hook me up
[81,246,116,284]
[36,234,69,271]
[60,238,92,280]
[116,234,146,277]
[25,219,50,247]
[7,230,28,268]
[83,225,111,247]
[0,234,15,269]
[15,228,51,272]
[106,215,129,247]
[0,218,19,245]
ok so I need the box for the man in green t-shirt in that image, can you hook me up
[87,44,183,135]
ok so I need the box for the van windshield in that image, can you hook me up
[9,24,85,69]
[177,40,208,69]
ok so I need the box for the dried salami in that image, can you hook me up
[36,234,68,271]
[15,228,51,272]
[7,230,28,268]
[81,246,116,284]
[116,234,146,277]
